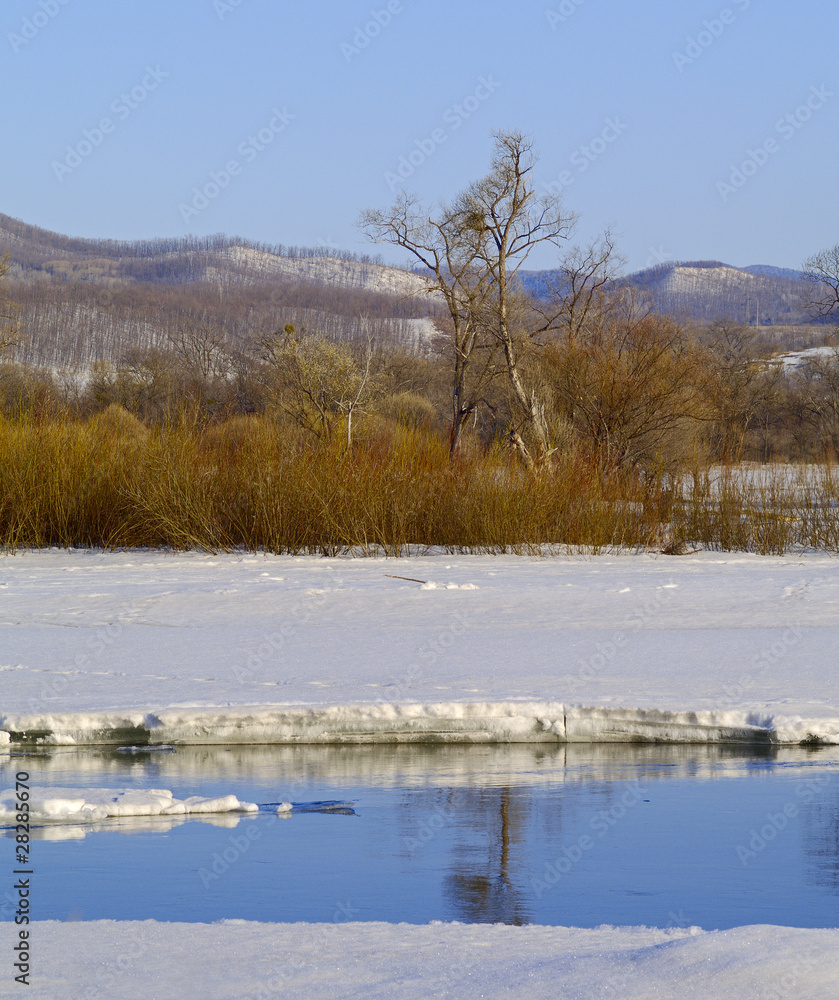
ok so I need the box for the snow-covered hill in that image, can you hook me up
[210,245,431,298]
[0,212,432,300]
[521,259,814,326]
[623,260,810,325]
[3,212,816,321]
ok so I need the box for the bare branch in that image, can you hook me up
[803,245,839,320]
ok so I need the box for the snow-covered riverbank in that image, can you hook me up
[3,919,837,999]
[1,549,837,746]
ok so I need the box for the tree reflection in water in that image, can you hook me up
[443,787,531,925]
[802,784,839,892]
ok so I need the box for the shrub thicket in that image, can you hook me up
[0,405,836,553]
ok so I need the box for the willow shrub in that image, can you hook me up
[1,409,836,553]
[0,409,668,553]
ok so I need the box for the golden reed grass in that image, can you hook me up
[0,407,835,554]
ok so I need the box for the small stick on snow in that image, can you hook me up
[384,574,428,585]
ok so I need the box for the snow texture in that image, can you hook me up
[1,549,837,746]
[2,920,837,999]
[775,345,837,370]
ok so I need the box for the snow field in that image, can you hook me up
[2,920,837,1000]
[1,549,837,746]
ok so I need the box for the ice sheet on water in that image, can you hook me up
[6,699,837,746]
[116,744,177,753]
[0,786,258,824]
[0,788,355,837]
[264,800,356,815]
[2,550,839,749]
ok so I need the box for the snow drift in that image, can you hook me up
[3,920,837,1000]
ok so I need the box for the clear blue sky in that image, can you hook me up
[2,0,837,273]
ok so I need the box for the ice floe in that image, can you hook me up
[0,786,258,824]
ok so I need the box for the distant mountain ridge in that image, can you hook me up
[0,213,430,299]
[623,260,812,326]
[3,214,815,323]
[519,259,814,327]
[0,213,436,367]
[741,264,806,281]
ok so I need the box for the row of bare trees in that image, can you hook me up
[0,211,383,267]
[0,256,21,355]
[3,274,428,368]
[1,292,839,465]
[0,299,836,466]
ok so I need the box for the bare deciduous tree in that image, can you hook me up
[451,131,577,467]
[363,131,579,467]
[547,307,702,467]
[793,348,839,456]
[698,320,783,463]
[541,232,623,346]
[261,324,379,447]
[168,322,234,384]
[803,245,839,320]
[361,193,500,456]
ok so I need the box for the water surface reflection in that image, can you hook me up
[1,743,836,927]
